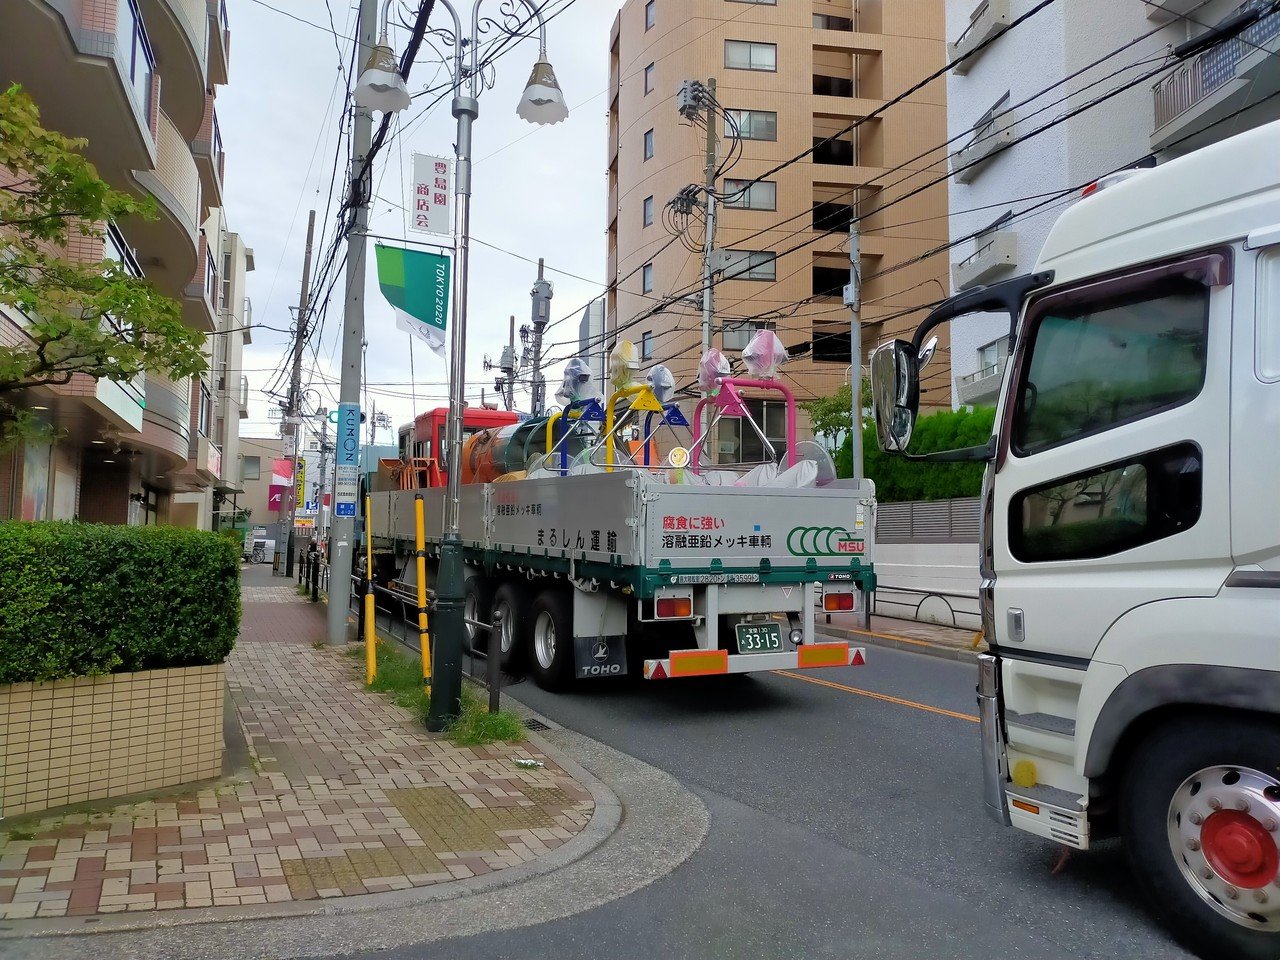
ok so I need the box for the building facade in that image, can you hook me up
[0,0,250,528]
[606,0,952,449]
[946,0,1280,407]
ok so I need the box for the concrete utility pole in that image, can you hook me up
[282,209,316,577]
[503,314,516,410]
[529,259,552,415]
[700,78,718,375]
[326,0,377,647]
[316,407,329,536]
[844,220,864,482]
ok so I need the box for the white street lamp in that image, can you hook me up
[517,59,568,125]
[354,0,411,114]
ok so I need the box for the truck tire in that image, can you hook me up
[464,577,494,652]
[1120,715,1280,960]
[490,581,530,673]
[529,588,574,691]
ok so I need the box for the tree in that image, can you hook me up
[0,84,207,446]
[803,377,872,453]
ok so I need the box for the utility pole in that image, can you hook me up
[503,315,516,410]
[316,408,330,537]
[844,221,863,482]
[326,0,376,647]
[529,259,552,415]
[368,396,377,446]
[282,209,316,578]
[700,78,718,376]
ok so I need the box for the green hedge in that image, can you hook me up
[0,522,241,684]
[836,407,996,503]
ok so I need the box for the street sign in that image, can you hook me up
[335,403,360,518]
[334,464,358,518]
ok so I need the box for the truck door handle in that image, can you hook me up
[1007,608,1025,643]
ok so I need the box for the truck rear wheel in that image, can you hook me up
[1121,716,1280,960]
[529,588,574,691]
[464,577,493,652]
[490,581,529,673]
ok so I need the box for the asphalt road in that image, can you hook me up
[335,643,1194,960]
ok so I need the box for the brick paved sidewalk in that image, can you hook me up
[0,570,593,920]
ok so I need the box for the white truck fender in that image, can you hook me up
[1076,593,1280,778]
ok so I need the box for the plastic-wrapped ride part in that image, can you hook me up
[610,340,640,390]
[556,357,600,406]
[697,348,731,393]
[646,364,676,405]
[742,329,787,380]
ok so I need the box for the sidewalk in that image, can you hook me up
[820,612,985,662]
[0,565,594,924]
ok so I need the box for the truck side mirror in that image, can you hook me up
[871,340,919,454]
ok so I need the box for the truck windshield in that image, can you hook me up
[1013,275,1209,455]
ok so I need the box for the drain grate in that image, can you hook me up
[523,717,552,732]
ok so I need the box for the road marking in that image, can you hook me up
[774,670,979,723]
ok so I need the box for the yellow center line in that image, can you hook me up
[774,670,980,723]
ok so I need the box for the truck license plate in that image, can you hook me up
[735,622,782,654]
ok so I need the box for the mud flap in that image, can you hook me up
[574,633,628,678]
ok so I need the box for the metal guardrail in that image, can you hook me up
[304,557,510,710]
[871,584,980,629]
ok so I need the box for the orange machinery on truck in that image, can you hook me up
[393,406,520,489]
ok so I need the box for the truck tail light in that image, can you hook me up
[656,597,692,619]
[823,592,855,612]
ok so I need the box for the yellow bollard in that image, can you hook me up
[414,494,432,695]
[364,495,376,685]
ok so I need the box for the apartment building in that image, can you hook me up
[0,0,251,528]
[606,0,952,454]
[946,0,1280,407]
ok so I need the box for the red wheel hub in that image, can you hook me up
[1202,810,1280,889]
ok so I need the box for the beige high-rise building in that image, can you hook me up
[0,0,251,528]
[606,0,952,451]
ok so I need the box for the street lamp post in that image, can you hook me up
[355,0,566,729]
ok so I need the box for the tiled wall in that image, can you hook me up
[0,664,225,819]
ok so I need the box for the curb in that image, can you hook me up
[819,624,982,664]
[0,721,621,941]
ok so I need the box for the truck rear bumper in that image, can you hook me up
[643,641,866,679]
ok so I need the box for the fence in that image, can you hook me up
[875,497,980,544]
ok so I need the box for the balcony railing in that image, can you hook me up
[1153,0,1280,129]
[959,361,1001,386]
[953,229,1016,289]
[950,0,1011,74]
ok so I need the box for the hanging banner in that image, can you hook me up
[268,485,287,512]
[375,244,451,358]
[410,153,452,237]
[294,459,307,514]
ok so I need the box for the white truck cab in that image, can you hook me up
[871,120,1280,960]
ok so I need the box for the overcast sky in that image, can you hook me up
[221,0,621,445]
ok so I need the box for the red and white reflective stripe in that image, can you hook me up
[644,642,866,680]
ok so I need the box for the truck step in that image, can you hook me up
[1006,710,1075,737]
[1006,783,1089,850]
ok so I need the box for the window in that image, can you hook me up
[813,135,854,166]
[642,262,654,293]
[977,339,1002,373]
[723,179,777,211]
[643,195,654,227]
[641,331,654,359]
[644,62,655,94]
[643,128,654,160]
[103,223,143,278]
[723,250,776,281]
[222,252,232,319]
[812,265,847,297]
[1013,264,1217,455]
[1011,443,1202,563]
[645,0,655,29]
[197,381,213,437]
[813,13,853,30]
[813,200,854,231]
[725,109,777,141]
[723,320,774,352]
[243,456,261,481]
[116,0,155,122]
[725,40,777,72]
[813,75,855,98]
[719,399,788,464]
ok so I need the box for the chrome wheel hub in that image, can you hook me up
[533,610,556,670]
[1168,764,1280,928]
